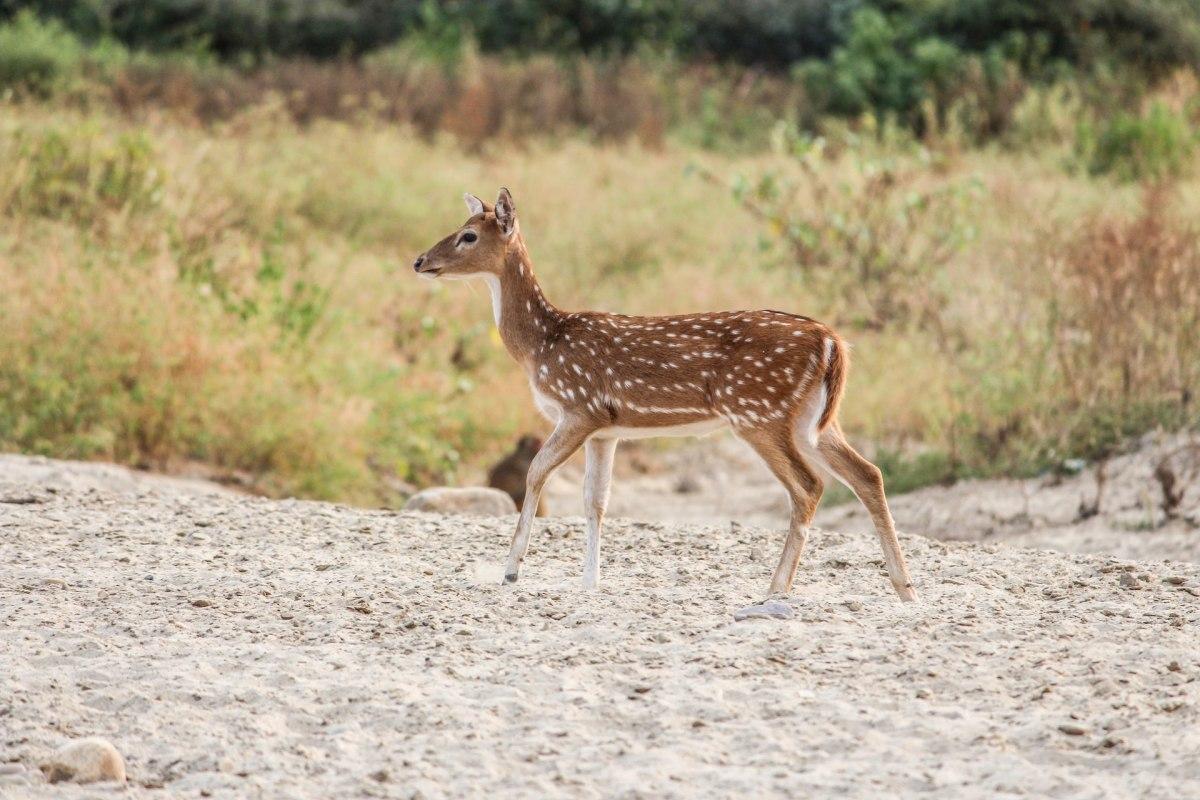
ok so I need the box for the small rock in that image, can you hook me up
[748,547,766,563]
[40,578,67,589]
[40,738,126,784]
[733,600,794,621]
[347,598,372,614]
[1057,724,1087,736]
[1163,576,1188,586]
[673,475,701,494]
[844,600,863,612]
[369,769,390,783]
[652,632,671,643]
[1119,573,1142,590]
[191,598,214,608]
[403,487,517,517]
[1167,660,1182,672]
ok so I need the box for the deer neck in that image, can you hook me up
[491,241,560,367]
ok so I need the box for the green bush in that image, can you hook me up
[1077,102,1195,181]
[1,122,163,222]
[0,9,84,93]
[9,0,1200,75]
[797,8,967,127]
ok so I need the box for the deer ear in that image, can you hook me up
[495,187,517,237]
[464,193,486,216]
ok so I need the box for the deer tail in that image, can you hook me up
[817,334,847,432]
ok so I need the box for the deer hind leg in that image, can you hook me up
[811,425,917,601]
[738,426,824,597]
[582,437,618,590]
[503,417,593,584]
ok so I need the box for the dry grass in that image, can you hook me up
[0,97,1196,502]
[97,49,796,152]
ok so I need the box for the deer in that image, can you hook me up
[487,434,548,516]
[412,188,917,602]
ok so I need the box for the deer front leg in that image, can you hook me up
[503,417,593,584]
[582,437,618,589]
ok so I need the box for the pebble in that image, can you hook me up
[1057,724,1087,736]
[1119,573,1142,590]
[40,738,126,784]
[191,597,214,607]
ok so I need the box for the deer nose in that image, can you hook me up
[413,255,425,272]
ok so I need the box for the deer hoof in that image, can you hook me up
[502,572,519,585]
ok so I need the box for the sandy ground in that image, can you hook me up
[3,452,1200,798]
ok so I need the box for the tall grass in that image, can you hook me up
[2,98,1197,501]
[0,15,1198,501]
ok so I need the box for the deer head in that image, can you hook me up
[412,188,518,280]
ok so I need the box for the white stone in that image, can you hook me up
[40,738,126,784]
[403,487,517,517]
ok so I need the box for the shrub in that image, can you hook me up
[1077,102,1196,181]
[0,10,84,93]
[0,122,163,223]
[1047,184,1200,418]
[704,135,981,335]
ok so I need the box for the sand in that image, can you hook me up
[3,453,1200,798]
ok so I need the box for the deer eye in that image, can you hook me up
[459,231,478,245]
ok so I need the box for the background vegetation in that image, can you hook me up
[0,3,1197,503]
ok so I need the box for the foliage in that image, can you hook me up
[2,4,1200,147]
[0,122,162,221]
[1,69,1199,502]
[1076,102,1196,181]
[730,133,1199,485]
[0,9,84,93]
[705,134,981,335]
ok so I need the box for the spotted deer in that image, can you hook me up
[412,188,917,601]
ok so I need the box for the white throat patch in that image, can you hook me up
[444,272,503,327]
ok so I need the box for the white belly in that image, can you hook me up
[594,417,727,440]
